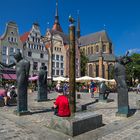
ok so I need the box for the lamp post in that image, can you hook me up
[69,16,76,114]
[50,33,54,84]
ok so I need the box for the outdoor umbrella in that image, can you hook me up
[53,76,67,82]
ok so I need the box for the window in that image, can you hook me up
[11,37,13,42]
[10,58,14,64]
[56,62,59,68]
[88,47,90,54]
[41,63,45,66]
[56,55,59,60]
[17,49,20,53]
[2,46,7,55]
[40,53,44,58]
[2,58,7,64]
[91,47,93,54]
[61,63,63,68]
[33,62,38,70]
[52,62,55,68]
[52,69,55,75]
[10,48,14,56]
[28,43,30,49]
[61,55,63,61]
[56,70,59,75]
[96,45,99,52]
[96,65,99,77]
[52,54,55,60]
[14,38,17,43]
[8,37,10,42]
[83,48,85,55]
[28,51,32,57]
[103,45,106,52]
[89,64,93,77]
[61,70,64,76]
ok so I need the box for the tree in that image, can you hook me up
[126,53,140,86]
[80,51,89,76]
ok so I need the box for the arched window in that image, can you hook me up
[96,45,99,53]
[88,47,90,54]
[89,64,93,77]
[91,47,93,54]
[103,45,106,52]
[83,48,85,55]
[102,65,105,78]
[96,65,99,77]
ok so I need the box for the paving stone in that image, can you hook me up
[0,91,140,139]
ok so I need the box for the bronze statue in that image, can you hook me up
[0,52,30,114]
[99,81,109,100]
[37,65,48,101]
[114,51,132,116]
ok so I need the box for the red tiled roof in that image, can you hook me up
[52,23,63,32]
[45,43,51,49]
[20,32,30,42]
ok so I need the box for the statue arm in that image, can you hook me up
[0,62,16,68]
[25,62,30,77]
[43,72,47,84]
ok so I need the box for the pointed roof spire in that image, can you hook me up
[76,10,81,38]
[52,0,63,32]
[55,0,59,24]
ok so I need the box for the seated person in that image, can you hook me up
[53,86,71,117]
[7,85,17,99]
[0,88,9,106]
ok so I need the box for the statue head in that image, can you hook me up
[43,66,47,70]
[14,52,23,62]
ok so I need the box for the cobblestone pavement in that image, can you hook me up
[0,90,140,140]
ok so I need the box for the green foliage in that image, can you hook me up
[80,51,89,76]
[126,53,140,86]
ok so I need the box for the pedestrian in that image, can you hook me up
[136,83,140,94]
[55,81,61,92]
[7,85,17,99]
[90,80,95,98]
[0,88,9,106]
[63,82,68,95]
[53,86,71,117]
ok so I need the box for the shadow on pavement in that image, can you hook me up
[81,99,98,110]
[31,108,53,115]
[129,108,137,117]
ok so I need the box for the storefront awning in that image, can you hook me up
[2,74,16,80]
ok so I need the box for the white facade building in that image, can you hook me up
[20,23,48,76]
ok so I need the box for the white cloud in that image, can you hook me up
[128,48,140,54]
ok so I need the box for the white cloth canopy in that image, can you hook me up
[53,76,67,82]
[107,79,116,82]
[92,77,108,81]
[76,76,95,82]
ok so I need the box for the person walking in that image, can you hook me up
[90,80,95,98]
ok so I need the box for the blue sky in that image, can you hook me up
[0,0,140,56]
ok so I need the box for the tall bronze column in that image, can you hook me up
[69,16,76,113]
